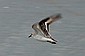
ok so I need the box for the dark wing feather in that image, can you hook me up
[46,13,62,25]
[39,17,50,36]
[39,13,62,36]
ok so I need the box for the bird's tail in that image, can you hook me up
[51,38,58,42]
[47,41,56,44]
[46,36,57,44]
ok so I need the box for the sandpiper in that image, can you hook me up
[28,13,62,44]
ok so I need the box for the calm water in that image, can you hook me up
[0,0,85,56]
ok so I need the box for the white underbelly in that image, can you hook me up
[33,35,53,42]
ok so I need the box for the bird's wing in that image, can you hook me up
[39,13,62,37]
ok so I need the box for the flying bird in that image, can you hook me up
[28,13,62,44]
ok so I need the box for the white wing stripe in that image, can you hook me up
[45,22,48,31]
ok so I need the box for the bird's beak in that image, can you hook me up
[28,34,32,38]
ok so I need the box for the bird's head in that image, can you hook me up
[28,33,33,38]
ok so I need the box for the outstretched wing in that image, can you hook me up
[39,13,62,37]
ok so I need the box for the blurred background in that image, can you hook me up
[0,0,85,56]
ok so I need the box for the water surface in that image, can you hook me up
[0,0,85,56]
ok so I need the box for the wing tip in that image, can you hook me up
[50,13,62,19]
